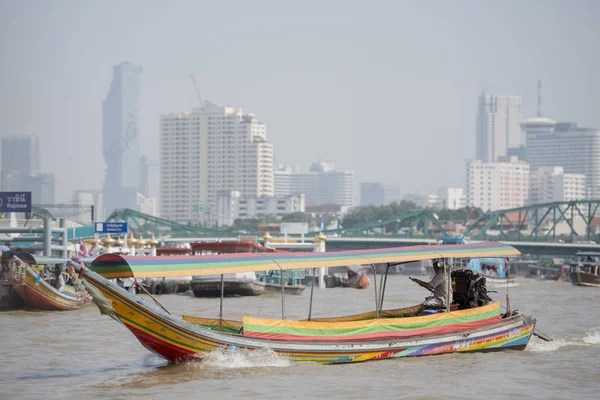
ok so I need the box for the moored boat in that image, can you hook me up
[74,242,537,364]
[7,253,92,311]
[569,252,600,287]
[467,257,518,288]
[191,273,267,297]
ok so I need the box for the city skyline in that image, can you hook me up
[1,1,599,204]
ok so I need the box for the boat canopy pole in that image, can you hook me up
[308,268,316,321]
[377,264,386,318]
[371,263,379,318]
[281,270,286,320]
[219,274,224,331]
[444,259,450,313]
[378,263,391,317]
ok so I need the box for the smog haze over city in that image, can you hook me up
[1,0,599,203]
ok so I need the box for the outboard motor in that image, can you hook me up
[451,269,493,309]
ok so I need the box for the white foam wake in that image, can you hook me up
[526,338,581,352]
[527,327,600,352]
[583,327,600,344]
[196,347,291,369]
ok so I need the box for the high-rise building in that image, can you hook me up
[403,193,441,209]
[1,171,55,204]
[274,165,294,198]
[160,104,274,224]
[73,190,104,224]
[523,118,600,199]
[216,191,305,227]
[1,135,54,205]
[274,161,356,209]
[476,93,524,162]
[1,136,39,175]
[360,182,403,206]
[466,156,529,211]
[102,62,143,216]
[360,183,385,206]
[140,156,160,214]
[529,166,585,205]
[438,187,466,210]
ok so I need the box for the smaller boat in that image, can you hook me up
[467,258,518,288]
[191,272,267,297]
[257,270,306,295]
[525,265,567,281]
[7,253,92,311]
[190,241,305,297]
[569,252,600,287]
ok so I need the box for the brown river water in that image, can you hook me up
[1,275,599,400]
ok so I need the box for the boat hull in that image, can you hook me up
[265,283,306,295]
[191,278,267,297]
[0,281,24,310]
[569,270,600,287]
[10,265,90,311]
[84,271,535,364]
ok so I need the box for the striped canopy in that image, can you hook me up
[89,242,520,279]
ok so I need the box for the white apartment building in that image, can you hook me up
[476,93,524,162]
[275,161,356,209]
[438,187,466,210]
[523,119,600,199]
[160,105,274,224]
[403,193,441,209]
[467,156,529,211]
[529,167,585,204]
[274,165,294,198]
[216,191,305,227]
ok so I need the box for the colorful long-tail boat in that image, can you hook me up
[74,242,536,364]
[7,253,92,311]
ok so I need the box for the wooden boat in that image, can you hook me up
[569,252,600,287]
[7,253,92,311]
[524,265,567,281]
[467,257,518,288]
[74,242,537,364]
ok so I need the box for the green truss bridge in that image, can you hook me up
[107,200,600,245]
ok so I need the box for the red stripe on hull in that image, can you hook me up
[244,316,502,342]
[20,285,79,311]
[126,324,200,362]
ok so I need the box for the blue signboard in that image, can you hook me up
[0,192,32,213]
[95,222,128,234]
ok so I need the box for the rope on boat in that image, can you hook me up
[133,279,172,315]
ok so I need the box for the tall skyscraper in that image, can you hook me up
[1,135,55,204]
[467,156,529,211]
[360,183,386,206]
[522,119,600,199]
[476,93,524,162]
[1,136,39,175]
[360,182,402,206]
[102,62,142,217]
[275,161,356,209]
[160,104,274,224]
[529,167,585,204]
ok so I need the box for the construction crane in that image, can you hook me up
[190,74,205,107]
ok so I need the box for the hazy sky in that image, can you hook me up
[1,0,599,202]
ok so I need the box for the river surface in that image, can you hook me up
[1,275,599,399]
